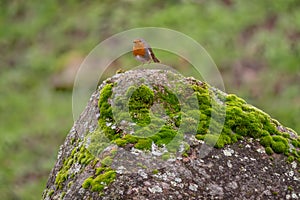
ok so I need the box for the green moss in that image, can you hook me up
[261,130,270,137]
[291,150,299,158]
[204,134,220,147]
[182,142,190,153]
[260,134,290,155]
[85,129,111,157]
[189,82,300,160]
[107,83,182,152]
[48,189,54,197]
[123,134,138,143]
[110,149,118,156]
[154,126,178,146]
[155,85,181,116]
[134,138,152,150]
[55,145,95,189]
[66,158,73,168]
[81,140,118,193]
[196,133,234,149]
[265,147,274,155]
[67,181,73,188]
[192,85,212,121]
[135,127,154,138]
[162,152,171,160]
[180,116,199,134]
[116,68,126,74]
[82,154,116,192]
[95,167,106,175]
[55,171,67,189]
[195,134,205,140]
[271,136,289,154]
[101,82,187,155]
[152,169,159,174]
[101,156,113,167]
[291,139,300,148]
[61,192,66,198]
[182,152,188,157]
[154,85,181,126]
[114,138,127,147]
[114,125,184,152]
[71,137,76,145]
[90,170,116,192]
[98,83,119,140]
[287,156,295,163]
[165,133,184,153]
[71,148,77,156]
[282,133,290,139]
[204,134,231,148]
[219,134,233,147]
[94,170,116,184]
[137,162,147,169]
[129,84,154,126]
[271,141,288,154]
[98,84,113,119]
[260,135,272,147]
[97,76,299,163]
[91,184,105,192]
[226,94,246,106]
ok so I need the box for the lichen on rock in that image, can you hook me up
[43,69,300,199]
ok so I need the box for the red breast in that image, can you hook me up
[133,39,147,57]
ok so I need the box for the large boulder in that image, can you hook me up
[43,69,300,199]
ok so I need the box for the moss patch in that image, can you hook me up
[98,83,119,140]
[98,83,186,154]
[97,77,299,162]
[129,84,154,126]
[134,138,153,150]
[84,128,111,157]
[265,147,274,155]
[47,189,54,197]
[82,167,116,192]
[55,143,95,189]
[101,156,113,167]
[260,135,273,147]
[192,83,299,161]
[81,147,117,193]
[271,136,289,154]
[161,152,171,161]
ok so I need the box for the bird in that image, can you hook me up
[132,39,160,64]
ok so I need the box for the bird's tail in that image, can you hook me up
[149,48,160,63]
[152,56,160,63]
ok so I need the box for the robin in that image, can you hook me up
[132,39,160,63]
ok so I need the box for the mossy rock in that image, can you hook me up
[43,69,299,199]
[95,69,299,160]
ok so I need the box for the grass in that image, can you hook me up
[1,0,299,199]
[0,83,72,199]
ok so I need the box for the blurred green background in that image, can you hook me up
[1,0,299,199]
